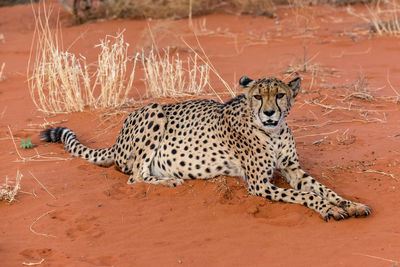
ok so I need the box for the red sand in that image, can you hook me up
[1,2,400,266]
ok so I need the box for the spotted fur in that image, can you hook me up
[40,76,370,221]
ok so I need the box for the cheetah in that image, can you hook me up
[40,76,371,221]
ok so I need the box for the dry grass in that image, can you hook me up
[0,170,22,203]
[339,70,400,103]
[95,0,213,20]
[336,128,356,145]
[28,7,91,114]
[348,0,400,36]
[367,0,400,36]
[142,47,210,98]
[340,71,375,102]
[228,0,276,17]
[287,51,320,74]
[181,36,237,100]
[28,6,138,114]
[8,125,71,163]
[359,169,398,181]
[67,0,280,22]
[28,4,242,113]
[93,32,138,108]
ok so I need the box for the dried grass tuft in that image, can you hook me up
[28,5,137,114]
[348,0,400,36]
[93,32,138,108]
[142,47,210,98]
[0,170,23,203]
[367,0,400,36]
[341,71,375,102]
[28,7,92,114]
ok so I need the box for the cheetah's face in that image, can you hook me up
[239,76,301,131]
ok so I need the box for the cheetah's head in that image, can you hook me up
[239,76,301,131]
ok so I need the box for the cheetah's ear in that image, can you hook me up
[239,76,254,88]
[287,77,301,98]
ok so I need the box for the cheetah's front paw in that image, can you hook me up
[339,201,371,217]
[320,205,348,222]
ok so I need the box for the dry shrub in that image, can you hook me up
[73,0,280,21]
[142,48,210,98]
[98,0,213,20]
[316,0,371,5]
[93,32,138,108]
[28,7,92,114]
[341,71,375,102]
[28,6,137,114]
[348,0,400,36]
[367,0,400,36]
[225,0,276,17]
[0,171,22,203]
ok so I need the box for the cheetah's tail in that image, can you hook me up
[40,127,115,167]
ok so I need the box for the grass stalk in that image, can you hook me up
[0,170,23,203]
[142,47,210,98]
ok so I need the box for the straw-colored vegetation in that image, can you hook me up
[67,0,279,21]
[28,7,138,114]
[28,8,92,113]
[63,0,374,22]
[367,0,400,36]
[142,48,210,98]
[28,5,234,114]
[93,32,138,108]
[348,0,400,36]
[0,171,22,203]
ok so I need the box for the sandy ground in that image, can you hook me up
[1,2,400,266]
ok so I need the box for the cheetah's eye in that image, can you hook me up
[253,95,262,100]
[276,93,285,99]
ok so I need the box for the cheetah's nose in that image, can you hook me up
[264,110,275,116]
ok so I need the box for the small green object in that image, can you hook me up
[20,137,34,149]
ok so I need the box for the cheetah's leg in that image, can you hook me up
[248,177,348,221]
[280,163,370,217]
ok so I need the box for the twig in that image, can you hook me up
[387,70,400,102]
[331,47,371,58]
[310,100,354,111]
[8,125,70,163]
[290,119,381,131]
[8,125,24,161]
[101,171,111,197]
[0,106,6,119]
[341,92,374,102]
[29,210,56,238]
[28,119,68,129]
[181,35,234,102]
[0,170,23,203]
[353,253,399,264]
[296,130,338,139]
[22,259,45,266]
[312,137,326,145]
[29,171,57,200]
[359,169,398,181]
